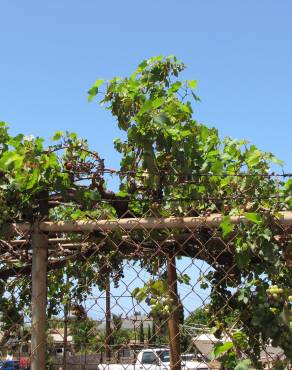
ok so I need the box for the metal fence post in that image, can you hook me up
[167,253,181,370]
[31,221,48,370]
[105,277,112,362]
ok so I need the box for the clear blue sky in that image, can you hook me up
[1,0,292,173]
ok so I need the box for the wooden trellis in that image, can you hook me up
[1,211,292,370]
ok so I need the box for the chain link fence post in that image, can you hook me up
[167,253,181,370]
[31,220,48,370]
[105,276,112,362]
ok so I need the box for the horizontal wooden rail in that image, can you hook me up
[3,211,292,235]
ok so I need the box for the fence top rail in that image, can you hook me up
[2,211,292,236]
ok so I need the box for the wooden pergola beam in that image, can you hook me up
[3,211,292,235]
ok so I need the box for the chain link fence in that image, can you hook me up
[0,208,291,370]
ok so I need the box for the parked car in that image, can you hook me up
[0,359,29,370]
[181,354,196,361]
[97,348,209,370]
[181,353,208,363]
[0,360,20,370]
[18,358,30,370]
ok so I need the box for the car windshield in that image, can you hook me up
[157,350,170,363]
[181,354,194,361]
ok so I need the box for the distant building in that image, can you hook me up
[48,328,74,356]
[0,331,30,358]
[96,314,152,332]
[192,333,285,369]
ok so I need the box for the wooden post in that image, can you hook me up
[31,222,48,370]
[167,253,181,370]
[63,286,69,370]
[105,277,112,362]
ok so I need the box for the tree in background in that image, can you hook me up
[70,317,99,353]
[110,314,131,360]
[147,324,151,344]
[180,307,211,353]
[185,307,210,327]
[0,294,24,349]
[150,322,156,345]
[70,304,105,355]
[139,321,144,344]
[112,314,122,332]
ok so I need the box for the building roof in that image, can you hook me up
[49,333,73,343]
[192,334,285,364]
[48,328,73,343]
